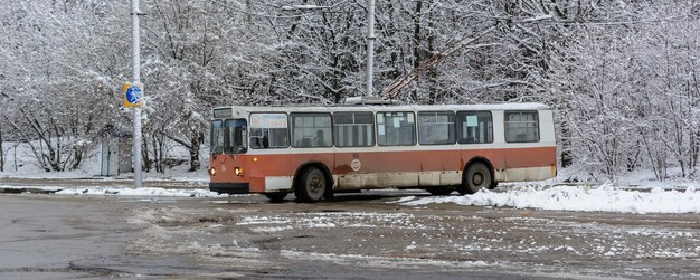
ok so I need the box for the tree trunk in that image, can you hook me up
[0,126,4,172]
[426,0,436,104]
[152,138,162,173]
[692,130,700,173]
[71,147,83,171]
[560,119,572,168]
[188,130,200,172]
[412,0,422,101]
[158,138,165,173]
[142,136,151,173]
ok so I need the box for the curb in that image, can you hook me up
[1,187,62,194]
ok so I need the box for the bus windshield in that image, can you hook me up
[210,119,247,154]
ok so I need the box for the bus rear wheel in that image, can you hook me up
[458,163,492,195]
[264,193,287,203]
[295,167,327,202]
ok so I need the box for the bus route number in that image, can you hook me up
[250,114,287,128]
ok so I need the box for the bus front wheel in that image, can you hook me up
[295,167,327,202]
[459,163,492,195]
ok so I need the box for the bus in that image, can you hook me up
[208,102,556,202]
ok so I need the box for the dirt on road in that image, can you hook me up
[2,191,699,279]
[123,193,700,279]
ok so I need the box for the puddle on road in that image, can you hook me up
[71,266,246,279]
[69,257,248,279]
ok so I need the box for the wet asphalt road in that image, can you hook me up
[1,191,699,280]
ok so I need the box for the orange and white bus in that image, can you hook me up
[208,102,556,202]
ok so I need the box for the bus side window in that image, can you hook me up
[291,113,332,148]
[333,112,374,147]
[249,114,288,149]
[504,111,539,143]
[456,111,493,144]
[377,111,416,146]
[417,111,455,145]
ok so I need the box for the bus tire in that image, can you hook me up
[426,187,454,196]
[264,193,287,203]
[458,163,492,195]
[295,167,327,202]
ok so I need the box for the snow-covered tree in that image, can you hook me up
[1,0,699,181]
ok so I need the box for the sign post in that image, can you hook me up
[131,0,143,188]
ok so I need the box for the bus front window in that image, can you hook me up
[210,120,225,154]
[225,119,248,154]
[210,119,247,154]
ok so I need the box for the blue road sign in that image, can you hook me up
[123,82,144,108]
[125,86,142,103]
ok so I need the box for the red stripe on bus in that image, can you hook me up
[210,146,556,187]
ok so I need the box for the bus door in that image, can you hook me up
[501,110,545,181]
[373,111,419,188]
[457,110,496,178]
[332,112,376,189]
[417,111,461,186]
[248,113,293,192]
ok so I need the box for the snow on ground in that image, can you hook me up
[54,186,222,197]
[0,140,209,181]
[398,184,700,214]
[0,165,209,182]
[109,166,210,182]
[4,180,700,214]
[3,185,225,197]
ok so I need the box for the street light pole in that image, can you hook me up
[132,0,143,188]
[366,0,375,97]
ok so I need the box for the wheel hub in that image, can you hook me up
[309,176,322,193]
[473,173,483,186]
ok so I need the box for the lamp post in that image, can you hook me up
[131,0,143,188]
[366,0,375,97]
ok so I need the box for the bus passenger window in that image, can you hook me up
[249,114,288,149]
[456,111,493,144]
[376,111,416,146]
[291,113,332,148]
[418,111,455,145]
[504,111,539,143]
[333,112,374,147]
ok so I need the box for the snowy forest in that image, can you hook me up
[0,0,699,182]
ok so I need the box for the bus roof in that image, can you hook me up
[213,102,550,117]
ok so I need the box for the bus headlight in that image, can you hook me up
[235,167,243,176]
[209,167,216,176]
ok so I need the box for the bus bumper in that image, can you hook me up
[209,183,249,194]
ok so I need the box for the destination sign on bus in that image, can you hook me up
[250,114,287,128]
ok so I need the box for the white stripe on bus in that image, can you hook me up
[261,166,555,192]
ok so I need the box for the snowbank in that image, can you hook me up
[400,185,700,214]
[15,185,225,197]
